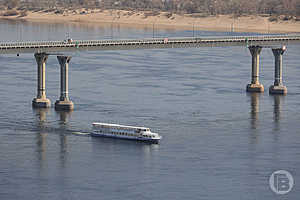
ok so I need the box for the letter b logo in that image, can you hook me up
[269,170,294,195]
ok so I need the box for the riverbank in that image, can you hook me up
[1,9,300,33]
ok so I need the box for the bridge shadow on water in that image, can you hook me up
[33,108,74,166]
[248,93,284,130]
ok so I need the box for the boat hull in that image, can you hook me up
[91,132,160,143]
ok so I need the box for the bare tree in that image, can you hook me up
[3,0,20,9]
[0,0,298,16]
[296,0,300,15]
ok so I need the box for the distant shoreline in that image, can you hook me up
[1,9,300,33]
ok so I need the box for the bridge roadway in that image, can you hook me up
[1,34,300,54]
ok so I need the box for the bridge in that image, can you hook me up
[1,35,300,110]
[1,35,300,54]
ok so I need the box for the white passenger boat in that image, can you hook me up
[91,122,161,143]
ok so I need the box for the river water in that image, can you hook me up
[0,20,299,200]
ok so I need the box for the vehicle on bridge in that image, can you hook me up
[64,38,73,43]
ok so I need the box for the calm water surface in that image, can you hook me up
[0,20,300,200]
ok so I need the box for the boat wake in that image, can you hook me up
[72,131,91,136]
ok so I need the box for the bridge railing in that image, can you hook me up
[1,34,300,49]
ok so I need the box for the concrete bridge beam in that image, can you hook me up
[269,47,287,95]
[246,46,264,93]
[32,53,51,108]
[55,56,74,111]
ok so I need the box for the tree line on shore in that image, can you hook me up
[1,0,300,16]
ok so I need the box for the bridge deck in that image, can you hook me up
[1,35,300,54]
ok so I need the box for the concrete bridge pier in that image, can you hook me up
[246,46,264,93]
[269,47,287,95]
[32,53,51,108]
[55,56,74,111]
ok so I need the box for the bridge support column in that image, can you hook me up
[32,53,51,108]
[55,56,74,111]
[269,47,287,95]
[246,46,264,93]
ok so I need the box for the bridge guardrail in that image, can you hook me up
[1,35,300,52]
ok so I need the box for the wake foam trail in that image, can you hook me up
[72,131,91,136]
